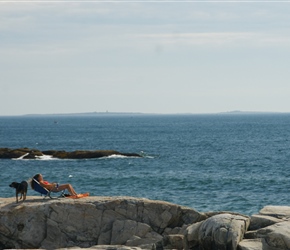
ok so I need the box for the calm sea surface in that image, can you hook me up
[1,114,290,215]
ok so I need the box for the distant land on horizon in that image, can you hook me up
[23,111,145,117]
[19,110,289,117]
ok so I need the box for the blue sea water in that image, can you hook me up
[1,113,290,215]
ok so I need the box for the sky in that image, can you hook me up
[0,0,290,116]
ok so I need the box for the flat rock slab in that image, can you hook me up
[259,205,290,219]
[249,214,284,230]
[239,239,263,250]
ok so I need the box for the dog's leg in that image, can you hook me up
[16,192,18,203]
[20,193,23,200]
[23,192,26,202]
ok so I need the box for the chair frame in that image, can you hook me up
[33,178,65,199]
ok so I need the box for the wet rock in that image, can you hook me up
[0,148,141,159]
[0,147,43,159]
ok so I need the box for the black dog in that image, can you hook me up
[9,181,28,203]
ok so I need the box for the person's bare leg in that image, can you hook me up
[57,184,77,195]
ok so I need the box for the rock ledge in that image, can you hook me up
[0,197,289,250]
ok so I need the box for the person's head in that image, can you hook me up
[30,173,42,190]
[33,173,41,180]
[34,173,44,181]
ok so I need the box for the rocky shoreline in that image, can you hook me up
[0,196,289,250]
[0,148,141,159]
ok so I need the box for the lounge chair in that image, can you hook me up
[32,178,65,199]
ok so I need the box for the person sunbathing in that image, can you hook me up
[31,173,77,196]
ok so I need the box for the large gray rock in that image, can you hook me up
[259,205,290,219]
[249,214,283,230]
[0,196,205,249]
[3,197,290,250]
[238,205,290,250]
[257,221,290,250]
[185,213,250,250]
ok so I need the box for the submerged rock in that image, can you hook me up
[0,148,141,159]
[0,147,43,159]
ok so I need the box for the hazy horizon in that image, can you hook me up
[1,110,289,117]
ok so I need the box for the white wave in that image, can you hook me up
[12,153,58,161]
[145,155,155,159]
[139,151,155,158]
[106,154,128,159]
[12,153,151,161]
[12,152,29,160]
[35,154,58,160]
[100,153,154,159]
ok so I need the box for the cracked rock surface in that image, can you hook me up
[1,197,288,250]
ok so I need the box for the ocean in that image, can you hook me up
[1,113,290,215]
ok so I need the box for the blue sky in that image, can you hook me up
[1,1,290,115]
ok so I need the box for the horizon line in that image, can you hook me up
[1,110,290,117]
[2,0,290,3]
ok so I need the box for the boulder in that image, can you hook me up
[259,205,290,219]
[248,214,283,231]
[257,221,290,249]
[185,213,250,250]
[238,205,290,250]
